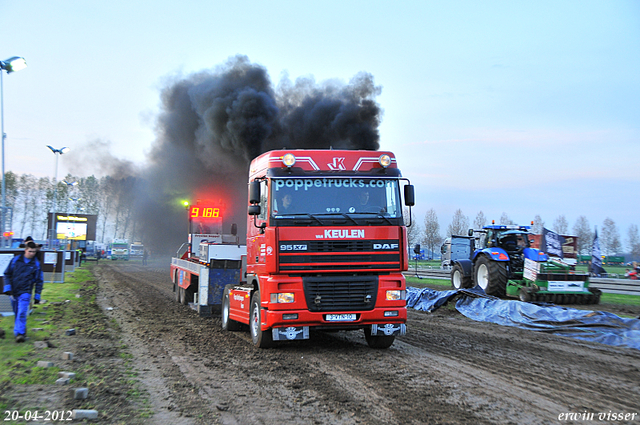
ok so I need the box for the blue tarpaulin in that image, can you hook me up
[406,286,640,350]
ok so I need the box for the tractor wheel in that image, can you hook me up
[518,288,531,303]
[250,291,273,348]
[222,287,242,331]
[474,256,507,297]
[363,326,396,349]
[588,288,602,305]
[451,264,472,290]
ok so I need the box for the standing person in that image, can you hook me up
[2,241,44,343]
[142,249,148,266]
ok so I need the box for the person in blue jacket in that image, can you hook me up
[3,240,43,342]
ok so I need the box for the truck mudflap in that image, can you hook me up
[272,326,310,341]
[370,323,406,336]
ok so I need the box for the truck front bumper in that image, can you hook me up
[265,308,407,341]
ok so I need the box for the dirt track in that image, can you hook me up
[94,259,640,425]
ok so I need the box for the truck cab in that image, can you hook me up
[224,149,415,348]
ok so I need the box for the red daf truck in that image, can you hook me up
[222,149,415,348]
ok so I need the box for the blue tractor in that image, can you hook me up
[450,224,599,304]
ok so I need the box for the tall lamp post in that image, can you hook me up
[0,56,27,248]
[47,145,70,249]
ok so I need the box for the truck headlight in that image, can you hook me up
[379,154,391,168]
[282,153,296,167]
[386,290,405,301]
[270,293,295,303]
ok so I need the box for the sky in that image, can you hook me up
[1,0,639,246]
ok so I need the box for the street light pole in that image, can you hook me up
[0,56,27,248]
[47,145,70,249]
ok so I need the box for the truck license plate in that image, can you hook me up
[325,313,356,322]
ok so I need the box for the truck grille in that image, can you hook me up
[303,275,378,312]
[278,239,400,272]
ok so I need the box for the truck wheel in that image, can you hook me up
[184,285,195,304]
[451,264,472,289]
[173,271,180,302]
[222,287,242,331]
[364,326,395,349]
[474,256,507,297]
[250,291,273,348]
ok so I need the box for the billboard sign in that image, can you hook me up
[48,213,97,241]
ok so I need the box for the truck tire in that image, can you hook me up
[364,326,395,349]
[184,285,195,304]
[222,286,242,331]
[474,256,507,297]
[451,263,472,289]
[178,286,186,305]
[174,271,181,302]
[250,291,273,348]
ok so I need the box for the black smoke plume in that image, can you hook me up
[137,55,383,253]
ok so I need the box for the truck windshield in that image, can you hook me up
[271,177,402,224]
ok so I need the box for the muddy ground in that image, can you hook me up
[6,258,640,424]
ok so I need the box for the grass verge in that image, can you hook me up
[0,262,151,424]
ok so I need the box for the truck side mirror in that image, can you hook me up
[468,229,474,237]
[413,243,421,254]
[248,205,261,216]
[404,185,415,207]
[249,181,261,204]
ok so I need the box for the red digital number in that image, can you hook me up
[190,206,221,219]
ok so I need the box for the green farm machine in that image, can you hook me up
[448,224,601,304]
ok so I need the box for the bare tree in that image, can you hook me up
[98,176,117,242]
[474,211,487,230]
[499,212,514,225]
[78,175,102,215]
[572,216,592,255]
[447,209,469,237]
[0,172,18,237]
[423,208,442,260]
[627,224,640,259]
[14,174,35,237]
[42,177,57,240]
[405,208,422,255]
[552,215,569,235]
[601,217,621,255]
[532,214,545,234]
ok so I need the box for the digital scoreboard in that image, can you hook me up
[189,206,221,220]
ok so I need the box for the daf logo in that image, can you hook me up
[373,243,399,250]
[280,244,308,251]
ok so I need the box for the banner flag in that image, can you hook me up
[590,228,607,276]
[542,228,565,258]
